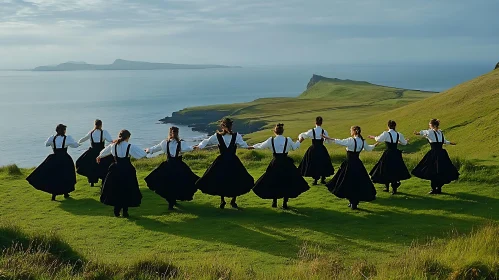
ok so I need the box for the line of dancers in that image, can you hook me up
[26,117,460,217]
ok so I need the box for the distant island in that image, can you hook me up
[33,59,240,71]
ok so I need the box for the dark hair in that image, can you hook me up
[94,119,103,130]
[55,124,67,136]
[430,119,440,128]
[168,126,180,142]
[351,126,364,141]
[388,120,397,130]
[273,123,284,135]
[316,116,323,125]
[218,118,234,135]
[113,129,131,145]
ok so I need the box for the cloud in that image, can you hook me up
[0,0,498,68]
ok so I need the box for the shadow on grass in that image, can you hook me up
[56,187,496,260]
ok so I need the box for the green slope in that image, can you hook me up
[360,69,499,162]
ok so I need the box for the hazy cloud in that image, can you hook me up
[1,0,498,68]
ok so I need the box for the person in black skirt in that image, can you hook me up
[323,126,378,210]
[368,120,411,194]
[26,124,80,201]
[145,126,199,210]
[298,116,335,185]
[251,123,309,209]
[193,118,254,209]
[412,119,459,194]
[75,119,113,187]
[97,129,147,217]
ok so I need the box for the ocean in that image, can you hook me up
[0,63,491,167]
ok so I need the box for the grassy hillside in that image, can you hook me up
[0,152,498,279]
[360,70,499,163]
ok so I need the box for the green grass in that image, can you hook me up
[1,151,498,279]
[1,72,498,278]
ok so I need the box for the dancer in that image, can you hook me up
[26,124,79,201]
[145,127,199,210]
[323,126,377,210]
[368,120,411,194]
[298,116,335,185]
[412,119,459,194]
[75,119,113,187]
[97,130,147,217]
[252,123,309,209]
[194,118,254,209]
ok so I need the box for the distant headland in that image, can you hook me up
[32,59,240,71]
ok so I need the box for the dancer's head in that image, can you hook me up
[350,126,364,140]
[387,120,397,130]
[168,126,180,142]
[316,116,323,126]
[55,124,67,136]
[429,119,440,129]
[273,123,284,135]
[94,119,103,130]
[218,118,234,135]
[114,129,131,144]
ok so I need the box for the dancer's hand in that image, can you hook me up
[96,157,101,164]
[368,135,376,139]
[299,137,304,143]
[413,130,420,135]
[145,148,150,154]
[322,134,333,141]
[450,142,457,145]
[247,146,255,150]
[193,145,199,150]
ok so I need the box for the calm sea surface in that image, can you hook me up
[0,64,491,167]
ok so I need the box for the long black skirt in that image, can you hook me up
[327,154,376,202]
[145,159,199,201]
[26,153,76,195]
[253,156,310,199]
[412,149,460,184]
[298,144,334,178]
[100,160,142,207]
[196,154,254,197]
[76,147,113,183]
[369,149,411,184]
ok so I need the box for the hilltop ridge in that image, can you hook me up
[33,59,239,71]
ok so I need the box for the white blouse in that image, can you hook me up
[253,135,300,153]
[45,135,79,149]
[99,142,147,159]
[333,137,376,152]
[374,129,408,145]
[418,129,451,144]
[147,139,193,157]
[298,126,330,140]
[78,129,113,144]
[197,133,249,149]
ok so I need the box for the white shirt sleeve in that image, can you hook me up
[374,131,387,142]
[334,137,352,147]
[298,129,313,140]
[45,135,54,147]
[78,131,92,144]
[148,140,165,154]
[129,144,147,159]
[252,137,273,150]
[65,136,80,148]
[180,141,194,152]
[288,137,301,150]
[197,134,218,149]
[99,144,113,158]
[419,129,430,137]
[103,130,114,142]
[398,133,408,145]
[235,133,249,148]
[442,133,451,145]
[363,140,376,152]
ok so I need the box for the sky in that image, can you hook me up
[1,0,498,68]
